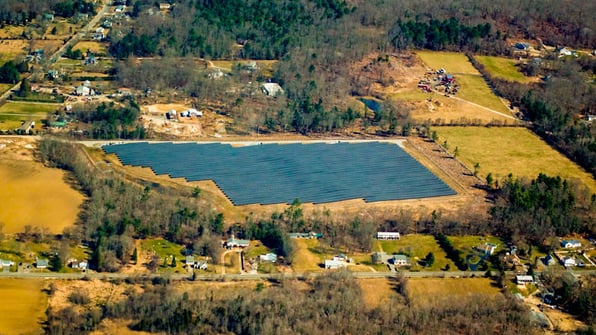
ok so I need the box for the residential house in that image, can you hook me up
[289,232,322,239]
[514,42,530,51]
[516,275,534,285]
[36,258,48,269]
[0,259,14,269]
[115,5,126,13]
[561,240,581,248]
[117,87,132,96]
[259,253,277,263]
[226,238,250,248]
[75,85,91,96]
[185,255,195,267]
[477,242,498,255]
[159,3,172,10]
[542,254,556,266]
[562,256,576,267]
[392,254,410,266]
[376,232,400,240]
[324,259,347,270]
[371,251,389,264]
[558,47,573,57]
[43,13,55,22]
[17,121,35,133]
[261,83,284,97]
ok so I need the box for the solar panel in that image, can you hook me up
[103,142,456,205]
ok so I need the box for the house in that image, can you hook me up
[392,254,410,266]
[376,232,400,240]
[333,254,349,262]
[159,3,172,10]
[75,85,91,96]
[115,5,126,12]
[558,47,573,57]
[43,13,55,22]
[78,261,88,270]
[259,253,277,263]
[17,121,35,133]
[371,251,389,264]
[0,259,14,269]
[477,242,498,255]
[117,88,132,96]
[36,258,48,269]
[542,254,556,266]
[185,255,195,267]
[324,259,347,269]
[562,256,576,267]
[289,232,322,239]
[261,83,284,97]
[561,240,581,248]
[514,42,530,51]
[226,238,250,248]
[516,275,534,285]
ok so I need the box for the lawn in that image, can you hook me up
[0,102,60,130]
[244,241,269,260]
[0,159,85,234]
[374,234,455,271]
[448,236,504,255]
[0,279,47,335]
[141,238,186,261]
[474,55,533,83]
[72,41,108,56]
[291,239,333,272]
[416,51,512,114]
[0,83,12,95]
[406,277,500,307]
[435,126,596,192]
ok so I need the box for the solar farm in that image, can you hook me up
[103,141,456,205]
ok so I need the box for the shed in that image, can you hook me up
[561,240,581,248]
[226,238,249,248]
[516,275,534,285]
[376,232,400,240]
[325,259,346,269]
[514,42,530,50]
[261,83,284,97]
[36,258,49,269]
[562,256,576,267]
[259,253,277,263]
[185,256,195,266]
[542,254,555,266]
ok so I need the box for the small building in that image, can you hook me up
[289,232,322,239]
[392,254,410,266]
[542,254,556,266]
[17,121,35,133]
[333,254,349,262]
[558,47,573,57]
[261,83,284,97]
[324,259,347,270]
[226,238,249,248]
[185,255,195,267]
[117,88,132,96]
[561,240,581,248]
[43,13,55,22]
[159,3,172,10]
[0,259,14,269]
[36,258,48,269]
[75,85,91,96]
[115,5,126,12]
[78,261,88,270]
[371,251,389,264]
[514,42,530,51]
[562,256,576,267]
[516,275,534,285]
[477,242,498,255]
[259,253,277,263]
[376,232,400,240]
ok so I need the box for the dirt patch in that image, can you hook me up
[49,279,129,312]
[141,103,231,138]
[407,277,500,307]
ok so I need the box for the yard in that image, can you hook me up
[0,102,60,130]
[374,234,456,271]
[416,51,513,115]
[406,277,501,307]
[474,55,534,83]
[0,279,47,335]
[140,238,187,272]
[291,239,337,272]
[72,41,108,56]
[435,126,596,192]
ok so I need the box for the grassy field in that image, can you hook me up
[407,277,500,307]
[0,159,85,234]
[416,51,512,114]
[358,278,401,309]
[374,235,455,271]
[72,41,108,56]
[140,238,187,272]
[292,239,331,272]
[448,236,504,255]
[0,102,60,130]
[0,279,47,335]
[435,126,596,192]
[474,56,533,83]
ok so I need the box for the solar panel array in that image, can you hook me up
[103,142,456,205]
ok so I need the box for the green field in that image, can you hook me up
[0,279,46,335]
[474,56,533,83]
[448,236,503,254]
[416,51,512,114]
[0,102,59,130]
[374,235,455,271]
[436,126,596,192]
[141,238,186,272]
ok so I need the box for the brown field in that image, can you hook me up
[0,138,85,234]
[406,277,500,307]
[0,279,47,335]
[358,278,402,309]
[72,41,108,55]
[0,40,28,63]
[0,25,26,39]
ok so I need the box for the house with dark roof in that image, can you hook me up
[561,240,581,248]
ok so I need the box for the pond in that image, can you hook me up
[358,98,382,113]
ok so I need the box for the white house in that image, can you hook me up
[561,240,581,248]
[376,232,400,240]
[75,85,91,96]
[563,257,576,267]
[259,253,277,263]
[325,259,347,269]
[261,83,284,97]
[516,275,534,285]
[392,254,410,266]
[477,242,498,255]
[0,259,14,269]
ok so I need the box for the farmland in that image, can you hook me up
[104,141,456,205]
[435,127,596,192]
[0,279,46,335]
[416,51,513,115]
[406,277,501,307]
[474,55,534,83]
[374,235,455,271]
[0,102,59,130]
[72,41,108,56]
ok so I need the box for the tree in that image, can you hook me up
[132,247,138,264]
[486,173,494,188]
[50,253,63,272]
[431,130,438,142]
[473,162,480,176]
[171,256,177,267]
[192,186,201,198]
[18,77,31,97]
[453,146,459,159]
[425,252,435,267]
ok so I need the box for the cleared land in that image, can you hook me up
[416,51,512,115]
[0,279,47,335]
[435,126,596,192]
[406,277,500,307]
[474,55,534,83]
[374,235,455,271]
[0,102,60,130]
[358,278,401,309]
[72,41,108,56]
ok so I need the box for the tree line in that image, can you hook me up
[0,0,95,25]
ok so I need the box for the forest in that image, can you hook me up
[0,0,95,25]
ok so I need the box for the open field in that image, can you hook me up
[211,60,277,75]
[140,238,187,272]
[292,239,328,272]
[0,25,26,39]
[435,127,596,192]
[416,51,512,115]
[474,55,534,83]
[0,279,46,335]
[0,83,12,95]
[357,278,401,309]
[0,159,85,234]
[375,235,455,271]
[0,40,28,64]
[406,277,500,307]
[448,236,504,254]
[72,41,108,55]
[0,102,60,130]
